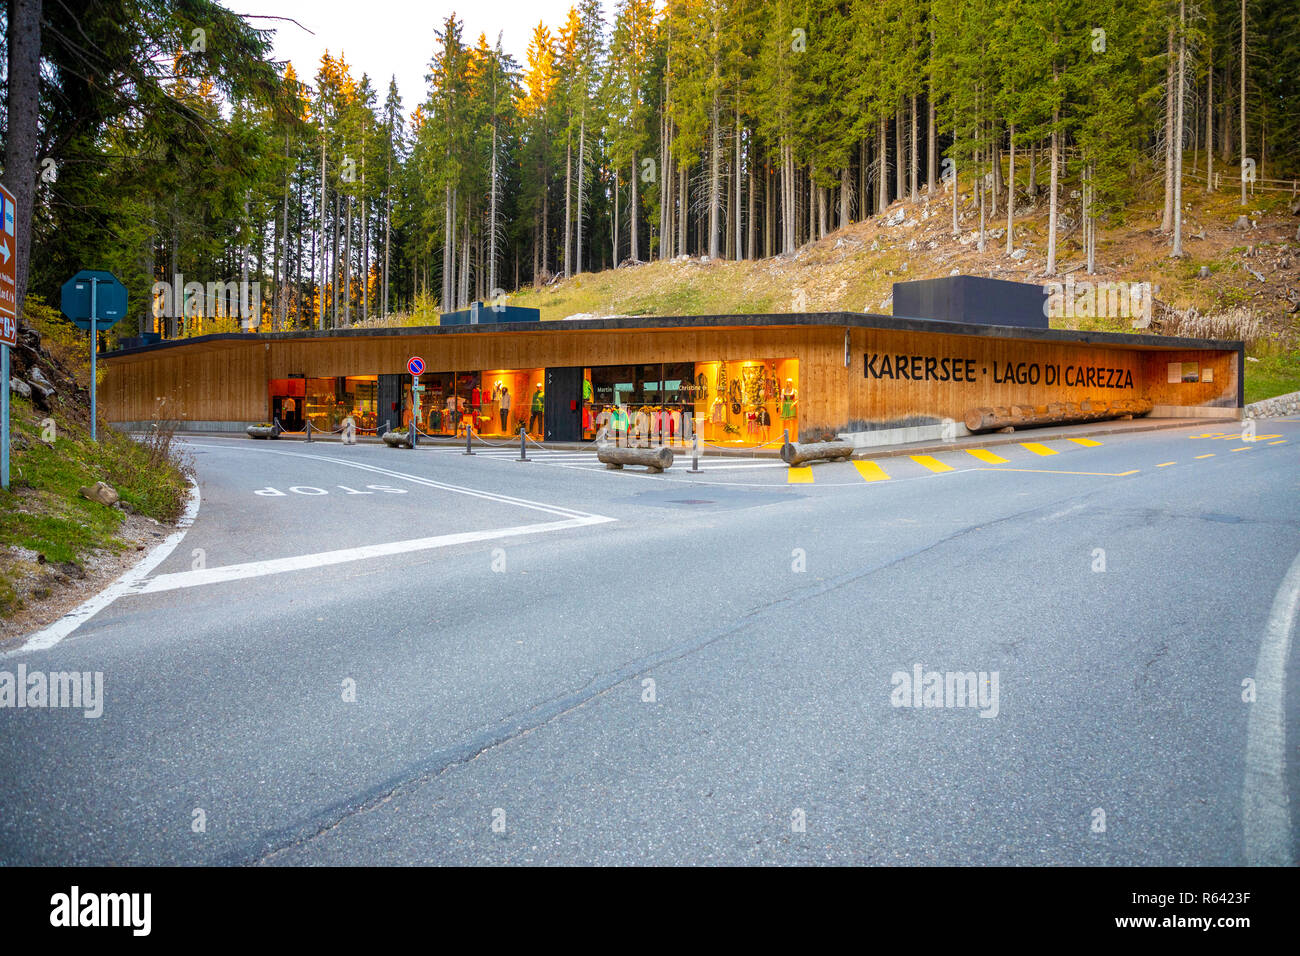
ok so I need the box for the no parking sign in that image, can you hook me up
[407,356,425,377]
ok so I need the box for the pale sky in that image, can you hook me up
[223,0,611,119]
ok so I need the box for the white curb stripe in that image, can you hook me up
[7,479,201,656]
[1243,546,1300,866]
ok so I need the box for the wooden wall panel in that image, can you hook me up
[843,329,1233,433]
[1138,349,1238,407]
[101,325,1234,434]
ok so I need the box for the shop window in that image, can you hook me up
[695,359,797,446]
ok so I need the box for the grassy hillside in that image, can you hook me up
[0,304,190,628]
[507,179,1300,402]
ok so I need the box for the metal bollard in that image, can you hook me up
[519,424,529,461]
[688,433,702,473]
[305,419,312,443]
[464,423,474,455]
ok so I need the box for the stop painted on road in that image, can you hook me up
[253,484,409,497]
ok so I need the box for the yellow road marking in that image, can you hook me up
[1020,442,1058,456]
[910,454,954,473]
[1157,461,1176,467]
[853,460,891,482]
[965,448,1008,464]
[1231,446,1252,452]
[787,466,814,483]
[1245,435,1282,442]
[978,468,1139,477]
[1195,453,1215,459]
[1268,439,1287,445]
[1068,438,1102,447]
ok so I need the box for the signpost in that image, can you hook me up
[407,357,425,447]
[1,183,19,490]
[60,270,128,441]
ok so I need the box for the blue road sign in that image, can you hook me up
[61,270,128,441]
[407,356,425,376]
[61,270,128,330]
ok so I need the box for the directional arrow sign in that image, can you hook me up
[2,181,18,490]
[0,183,16,348]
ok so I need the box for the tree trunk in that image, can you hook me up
[361,140,368,321]
[895,107,905,202]
[577,114,586,273]
[1163,24,1175,232]
[910,94,919,200]
[1239,0,1247,205]
[1172,0,1186,257]
[678,164,687,258]
[542,173,550,276]
[318,133,328,329]
[878,115,889,212]
[630,153,639,262]
[1046,101,1059,276]
[748,152,757,259]
[1006,127,1016,255]
[344,194,352,324]
[443,182,454,311]
[489,117,498,294]
[839,166,851,229]
[927,30,937,195]
[1206,42,1214,193]
[709,95,721,259]
[735,109,743,260]
[612,167,619,267]
[564,135,572,277]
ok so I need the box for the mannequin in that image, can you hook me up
[529,382,545,434]
[499,385,511,433]
[780,378,798,424]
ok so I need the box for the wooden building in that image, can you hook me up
[100,312,1242,447]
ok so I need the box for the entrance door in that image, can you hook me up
[544,366,583,442]
[378,374,405,432]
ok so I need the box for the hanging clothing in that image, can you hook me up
[710,399,724,424]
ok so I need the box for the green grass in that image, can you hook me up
[0,394,189,611]
[1244,351,1300,404]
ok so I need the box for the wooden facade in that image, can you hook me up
[101,313,1242,440]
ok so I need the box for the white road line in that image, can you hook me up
[1243,546,1300,866]
[7,479,202,657]
[135,515,613,593]
[186,443,601,520]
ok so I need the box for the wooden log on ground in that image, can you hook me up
[596,442,674,473]
[383,428,413,448]
[781,440,855,465]
[964,398,1153,433]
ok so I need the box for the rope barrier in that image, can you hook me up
[471,431,520,447]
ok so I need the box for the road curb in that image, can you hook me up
[165,416,1240,462]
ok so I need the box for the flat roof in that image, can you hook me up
[103,311,1243,359]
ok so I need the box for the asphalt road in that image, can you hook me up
[1,420,1297,865]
